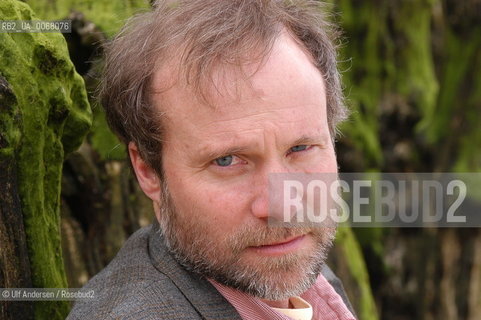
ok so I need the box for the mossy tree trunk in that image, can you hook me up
[19,0,154,288]
[0,1,92,319]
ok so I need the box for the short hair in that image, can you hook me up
[100,0,347,176]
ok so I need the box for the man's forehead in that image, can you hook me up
[148,31,325,114]
[149,53,265,112]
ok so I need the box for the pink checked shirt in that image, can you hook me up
[209,273,356,320]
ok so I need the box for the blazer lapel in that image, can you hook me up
[148,222,242,320]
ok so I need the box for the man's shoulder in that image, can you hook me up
[67,226,202,319]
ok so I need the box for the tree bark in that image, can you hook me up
[0,76,34,320]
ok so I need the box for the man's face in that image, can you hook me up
[150,33,337,301]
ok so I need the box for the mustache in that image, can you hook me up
[227,224,314,251]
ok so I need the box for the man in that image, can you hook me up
[68,0,355,319]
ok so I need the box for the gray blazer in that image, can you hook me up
[68,222,355,319]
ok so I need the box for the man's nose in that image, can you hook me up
[249,159,296,222]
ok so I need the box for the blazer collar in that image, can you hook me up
[148,221,242,320]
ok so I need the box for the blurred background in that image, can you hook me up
[0,0,480,319]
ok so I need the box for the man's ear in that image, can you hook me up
[128,142,161,203]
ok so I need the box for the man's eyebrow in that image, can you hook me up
[199,145,251,161]
[290,134,329,147]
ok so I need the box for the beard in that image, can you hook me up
[156,180,336,301]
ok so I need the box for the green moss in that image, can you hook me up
[394,1,438,135]
[336,226,379,320]
[337,0,386,168]
[22,0,150,161]
[336,0,438,170]
[0,74,21,158]
[433,27,481,168]
[90,103,126,160]
[62,73,92,154]
[0,1,92,318]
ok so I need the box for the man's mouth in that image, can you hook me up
[247,234,307,256]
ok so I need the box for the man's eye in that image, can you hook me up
[290,145,309,153]
[214,155,234,167]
